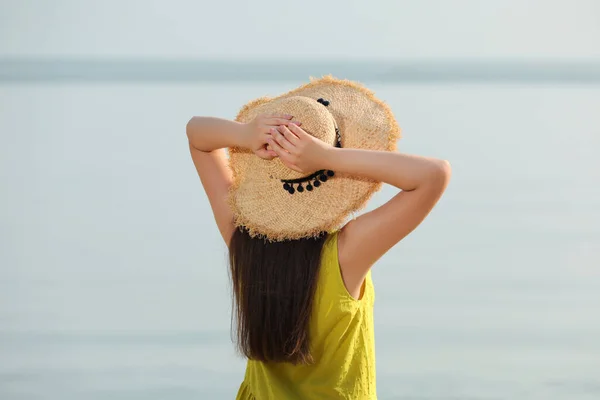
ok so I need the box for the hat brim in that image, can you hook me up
[228,76,401,241]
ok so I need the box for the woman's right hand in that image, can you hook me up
[267,123,333,173]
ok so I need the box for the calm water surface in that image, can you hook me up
[1,82,599,399]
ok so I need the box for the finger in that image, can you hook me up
[270,128,295,152]
[255,148,277,160]
[278,124,300,145]
[264,146,278,157]
[287,123,309,138]
[265,118,302,127]
[268,114,293,120]
[267,137,287,158]
[255,152,273,160]
[267,138,302,172]
[265,144,278,156]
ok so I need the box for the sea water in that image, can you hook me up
[1,80,599,399]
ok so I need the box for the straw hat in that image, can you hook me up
[228,76,401,242]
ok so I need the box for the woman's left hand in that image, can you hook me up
[243,114,301,160]
[267,123,333,173]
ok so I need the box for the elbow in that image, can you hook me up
[186,117,196,141]
[430,159,452,188]
[438,159,452,180]
[186,117,204,151]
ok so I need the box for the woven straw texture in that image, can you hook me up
[228,76,401,242]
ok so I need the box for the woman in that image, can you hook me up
[187,77,451,399]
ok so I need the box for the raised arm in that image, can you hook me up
[186,115,296,244]
[326,149,450,267]
[267,124,450,298]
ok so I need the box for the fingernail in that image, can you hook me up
[291,121,301,125]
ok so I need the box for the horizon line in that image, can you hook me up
[1,58,599,83]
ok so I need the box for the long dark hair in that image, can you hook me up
[228,227,328,365]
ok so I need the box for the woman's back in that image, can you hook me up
[237,232,376,400]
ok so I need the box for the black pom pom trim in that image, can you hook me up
[317,98,330,107]
[280,168,336,193]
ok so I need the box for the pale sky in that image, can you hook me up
[1,0,599,59]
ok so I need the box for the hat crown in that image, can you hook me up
[229,76,400,241]
[261,96,336,179]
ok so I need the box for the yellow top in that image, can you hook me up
[236,232,377,400]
